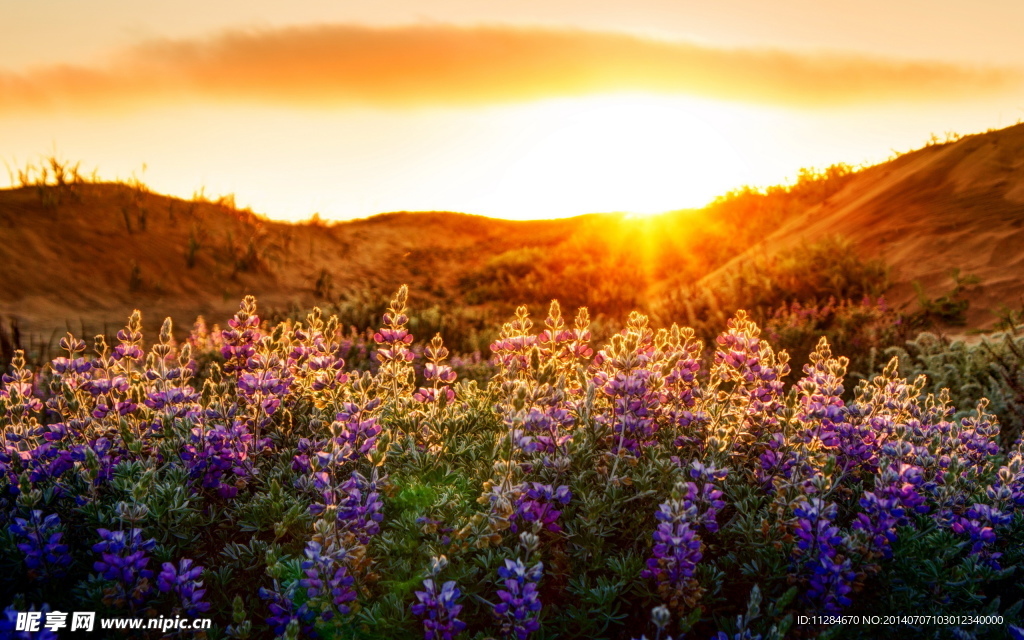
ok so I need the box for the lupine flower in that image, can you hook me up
[9,510,71,581]
[536,301,593,378]
[517,406,574,457]
[494,559,543,640]
[795,338,848,449]
[1,351,44,416]
[662,326,706,450]
[642,482,704,611]
[411,578,467,640]
[331,399,382,463]
[157,558,211,617]
[92,528,157,609]
[512,483,571,533]
[335,470,385,545]
[685,461,729,533]
[181,420,254,499]
[375,285,416,401]
[630,605,677,640]
[853,463,928,559]
[415,335,458,405]
[989,451,1024,509]
[957,402,1001,472]
[756,432,797,493]
[237,351,290,421]
[258,586,316,637]
[490,306,538,379]
[593,367,661,458]
[712,311,790,436]
[0,604,60,640]
[311,469,386,547]
[950,503,1011,568]
[221,296,262,375]
[69,436,123,490]
[298,540,357,620]
[792,498,855,613]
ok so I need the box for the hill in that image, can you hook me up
[2,123,1024,349]
[704,123,1024,330]
[0,183,596,339]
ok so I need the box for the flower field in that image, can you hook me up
[2,286,1023,639]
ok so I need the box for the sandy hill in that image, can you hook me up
[0,183,598,339]
[706,123,1024,330]
[2,123,1024,347]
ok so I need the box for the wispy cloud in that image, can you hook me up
[1,24,1020,113]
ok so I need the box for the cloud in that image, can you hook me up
[0,23,1020,113]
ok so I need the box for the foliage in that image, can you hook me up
[1,289,1023,640]
[909,269,982,328]
[888,325,1024,446]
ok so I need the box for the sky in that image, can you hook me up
[2,1,1024,221]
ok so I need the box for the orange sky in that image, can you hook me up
[2,1,1023,220]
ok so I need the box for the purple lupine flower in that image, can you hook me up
[23,444,75,486]
[68,436,123,489]
[411,579,467,640]
[490,306,537,378]
[494,559,543,640]
[685,461,729,533]
[989,452,1024,509]
[593,368,661,458]
[1,351,44,416]
[956,402,1001,472]
[375,286,416,400]
[642,483,704,609]
[310,469,385,546]
[298,540,356,619]
[950,503,1012,568]
[9,511,71,581]
[258,586,316,637]
[221,296,262,375]
[712,312,789,437]
[286,310,350,395]
[853,463,928,559]
[181,420,254,499]
[237,352,290,417]
[517,406,574,457]
[0,604,60,640]
[795,338,847,449]
[512,483,571,533]
[536,301,593,377]
[92,527,157,609]
[791,498,855,613]
[157,558,211,617]
[755,432,797,494]
[663,326,706,451]
[336,470,385,545]
[331,399,382,463]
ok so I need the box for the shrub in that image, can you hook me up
[888,325,1024,446]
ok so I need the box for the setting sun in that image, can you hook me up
[482,95,750,218]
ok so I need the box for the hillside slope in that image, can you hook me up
[703,124,1024,330]
[0,183,591,338]
[2,123,1024,344]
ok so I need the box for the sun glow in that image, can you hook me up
[478,95,752,218]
